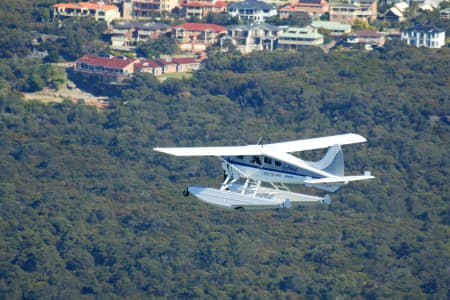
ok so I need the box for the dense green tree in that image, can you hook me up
[205,12,241,26]
[266,14,312,27]
[0,4,449,298]
[136,35,178,59]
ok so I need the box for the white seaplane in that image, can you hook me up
[154,133,374,210]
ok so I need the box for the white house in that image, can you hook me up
[278,26,324,49]
[401,25,446,48]
[221,23,280,54]
[227,0,277,22]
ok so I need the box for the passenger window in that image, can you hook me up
[275,160,281,167]
[264,157,272,164]
[251,156,261,165]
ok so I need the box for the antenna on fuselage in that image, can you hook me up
[256,136,263,145]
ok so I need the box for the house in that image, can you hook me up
[182,0,227,19]
[157,58,178,73]
[401,25,446,48]
[110,21,170,48]
[359,0,377,22]
[221,23,280,53]
[311,20,351,37]
[75,55,137,82]
[135,59,163,75]
[53,2,121,24]
[278,26,324,49]
[171,22,227,52]
[75,54,202,81]
[111,22,136,48]
[111,0,133,19]
[419,0,448,11]
[382,2,408,23]
[131,0,179,18]
[227,0,277,22]
[171,57,201,72]
[135,22,170,42]
[347,30,385,47]
[279,0,329,19]
[329,0,377,25]
[440,7,450,20]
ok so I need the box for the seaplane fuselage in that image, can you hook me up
[222,155,329,185]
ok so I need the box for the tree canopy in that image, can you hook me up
[1,44,449,299]
[0,1,449,298]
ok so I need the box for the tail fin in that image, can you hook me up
[308,144,344,176]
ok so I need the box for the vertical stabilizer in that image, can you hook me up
[307,145,344,176]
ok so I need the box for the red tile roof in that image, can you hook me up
[53,2,118,11]
[171,57,199,64]
[158,58,178,66]
[135,59,161,70]
[77,55,136,69]
[215,1,227,7]
[173,22,227,32]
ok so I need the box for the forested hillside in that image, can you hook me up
[1,45,449,299]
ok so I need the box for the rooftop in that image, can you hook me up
[227,23,280,32]
[311,20,351,30]
[77,55,136,69]
[182,1,227,7]
[403,24,445,33]
[135,60,161,70]
[350,30,383,37]
[173,22,227,32]
[279,26,323,39]
[113,21,169,31]
[228,0,275,10]
[53,2,118,11]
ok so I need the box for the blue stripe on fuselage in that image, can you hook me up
[224,158,323,179]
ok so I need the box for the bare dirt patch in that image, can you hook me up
[23,84,109,108]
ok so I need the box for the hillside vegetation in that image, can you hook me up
[1,45,449,298]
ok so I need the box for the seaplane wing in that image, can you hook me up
[153,145,261,157]
[264,133,367,153]
[153,133,366,157]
